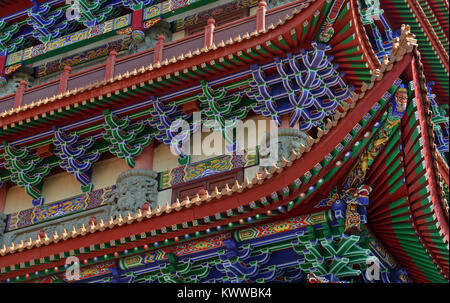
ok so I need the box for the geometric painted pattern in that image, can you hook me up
[5,186,114,231]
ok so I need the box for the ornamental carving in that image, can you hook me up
[331,185,372,235]
[105,169,159,218]
[1,206,109,247]
[258,128,309,169]
[128,20,172,54]
[0,71,34,98]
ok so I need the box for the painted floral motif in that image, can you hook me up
[5,186,114,231]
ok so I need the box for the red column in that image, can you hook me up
[13,79,27,108]
[0,54,6,77]
[0,183,7,213]
[204,17,215,49]
[105,50,117,80]
[133,142,154,170]
[153,34,165,64]
[256,0,267,32]
[58,64,71,94]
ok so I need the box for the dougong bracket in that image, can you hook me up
[52,127,100,193]
[103,110,153,168]
[2,141,51,206]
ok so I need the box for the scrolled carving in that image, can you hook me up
[1,206,109,247]
[106,169,158,218]
[0,71,34,98]
[128,21,172,54]
[258,128,309,169]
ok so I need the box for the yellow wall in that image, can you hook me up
[41,171,83,204]
[3,157,130,214]
[4,172,81,214]
[91,157,130,190]
[3,185,32,214]
[153,143,179,172]
[172,30,185,41]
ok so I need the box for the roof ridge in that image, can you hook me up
[406,0,450,72]
[411,45,450,249]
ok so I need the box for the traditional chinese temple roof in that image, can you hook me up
[0,0,374,139]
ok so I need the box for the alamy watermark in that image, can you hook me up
[66,0,80,21]
[65,256,80,281]
[165,112,283,166]
[365,256,381,281]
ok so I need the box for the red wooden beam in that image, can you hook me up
[12,80,27,109]
[57,65,71,94]
[0,54,6,76]
[131,9,143,32]
[153,34,165,64]
[0,1,33,18]
[256,0,267,32]
[204,18,215,49]
[104,50,117,81]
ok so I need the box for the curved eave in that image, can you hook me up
[423,0,450,42]
[367,46,449,282]
[0,0,34,18]
[0,39,416,281]
[349,0,380,70]
[405,0,449,71]
[411,49,449,244]
[0,0,379,144]
[0,0,326,123]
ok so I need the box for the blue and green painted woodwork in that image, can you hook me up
[102,110,153,168]
[2,141,51,205]
[248,42,354,130]
[199,80,246,152]
[53,127,100,193]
